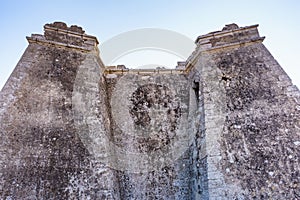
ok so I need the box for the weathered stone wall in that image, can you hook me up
[0,22,198,200]
[105,72,192,199]
[189,24,300,199]
[1,22,299,200]
[0,22,119,199]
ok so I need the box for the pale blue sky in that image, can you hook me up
[0,0,299,89]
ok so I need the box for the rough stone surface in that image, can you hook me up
[0,22,299,199]
[190,24,300,199]
[107,73,191,199]
[216,45,300,199]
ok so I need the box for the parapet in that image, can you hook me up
[176,61,186,70]
[195,23,265,51]
[185,23,266,72]
[104,68,185,76]
[26,22,99,51]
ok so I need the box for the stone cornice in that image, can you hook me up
[195,24,259,43]
[26,22,99,52]
[26,34,95,52]
[104,68,186,75]
[44,24,99,45]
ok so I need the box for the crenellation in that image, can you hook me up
[195,24,259,43]
[44,22,85,35]
[32,22,100,52]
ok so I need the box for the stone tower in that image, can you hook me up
[0,22,299,199]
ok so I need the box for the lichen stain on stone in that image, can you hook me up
[216,50,274,111]
[128,83,182,153]
[216,48,300,198]
[129,84,181,128]
[117,165,178,199]
[0,45,92,199]
[45,47,84,93]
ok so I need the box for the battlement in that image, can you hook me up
[26,22,98,51]
[195,23,265,50]
[185,23,265,72]
[44,22,85,34]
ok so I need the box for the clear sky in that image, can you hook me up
[0,0,299,89]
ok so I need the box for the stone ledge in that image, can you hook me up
[195,24,259,44]
[104,68,186,75]
[201,36,265,52]
[42,22,98,49]
[26,34,94,52]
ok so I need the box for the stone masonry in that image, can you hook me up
[0,22,299,199]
